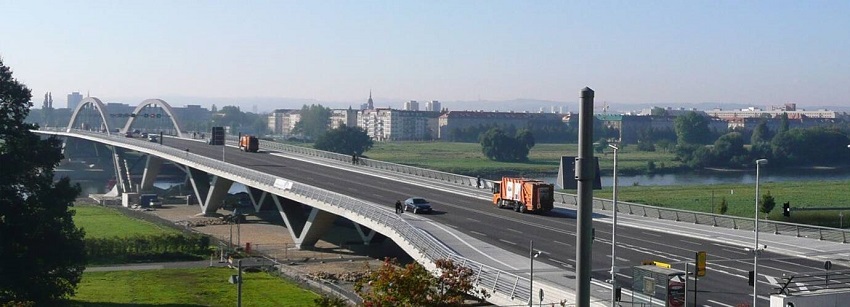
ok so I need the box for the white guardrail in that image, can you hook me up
[40,128,540,304]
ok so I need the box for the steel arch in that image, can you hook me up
[66,97,112,135]
[122,99,185,138]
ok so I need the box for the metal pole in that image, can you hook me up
[237,259,243,307]
[529,240,534,307]
[576,87,595,306]
[754,159,767,307]
[609,144,619,307]
[682,262,690,307]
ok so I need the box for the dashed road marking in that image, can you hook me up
[506,228,523,234]
[499,239,517,245]
[470,230,487,236]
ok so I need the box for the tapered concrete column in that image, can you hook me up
[201,175,233,215]
[186,167,211,205]
[185,167,233,215]
[271,195,338,249]
[110,147,130,194]
[247,187,276,211]
[353,223,385,245]
[139,155,164,192]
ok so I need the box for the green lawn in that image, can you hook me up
[73,205,180,239]
[363,142,680,177]
[67,267,319,306]
[595,180,850,227]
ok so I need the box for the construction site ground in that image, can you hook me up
[102,201,411,303]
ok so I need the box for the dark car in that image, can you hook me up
[404,197,432,214]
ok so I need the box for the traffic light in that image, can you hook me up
[748,270,755,286]
[614,287,622,302]
[783,202,791,217]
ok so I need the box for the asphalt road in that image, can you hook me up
[162,137,843,306]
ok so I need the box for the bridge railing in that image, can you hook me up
[66,129,535,304]
[553,192,850,243]
[224,136,490,189]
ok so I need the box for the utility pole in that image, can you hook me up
[576,87,595,306]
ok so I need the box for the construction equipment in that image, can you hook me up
[492,177,554,213]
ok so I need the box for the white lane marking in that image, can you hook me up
[553,240,572,247]
[549,259,573,268]
[641,232,662,237]
[499,239,517,245]
[426,221,517,270]
[466,217,481,223]
[506,228,523,234]
[616,256,629,262]
[766,276,779,285]
[722,248,747,255]
[680,240,702,245]
[706,299,734,307]
[469,230,487,236]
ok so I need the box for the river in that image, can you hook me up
[545,168,850,188]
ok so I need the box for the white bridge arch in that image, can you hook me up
[122,99,185,138]
[66,97,111,135]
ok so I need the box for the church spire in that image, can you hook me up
[367,90,374,110]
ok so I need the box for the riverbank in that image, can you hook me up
[592,179,850,228]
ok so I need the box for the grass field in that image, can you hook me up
[595,180,850,227]
[363,141,681,177]
[73,205,181,239]
[67,267,319,306]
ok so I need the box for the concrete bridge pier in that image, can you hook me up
[268,195,338,249]
[353,224,385,245]
[246,187,277,211]
[139,155,164,193]
[186,167,233,216]
[110,147,132,194]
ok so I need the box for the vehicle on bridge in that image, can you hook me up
[492,177,554,213]
[404,197,432,214]
[238,135,259,152]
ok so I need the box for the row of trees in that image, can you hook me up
[671,111,850,169]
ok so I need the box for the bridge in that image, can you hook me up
[37,97,850,306]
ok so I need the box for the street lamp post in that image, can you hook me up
[608,144,619,306]
[753,158,768,307]
[529,240,541,307]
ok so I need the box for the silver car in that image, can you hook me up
[404,197,432,214]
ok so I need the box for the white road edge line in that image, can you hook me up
[426,221,518,270]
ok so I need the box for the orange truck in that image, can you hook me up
[238,135,259,152]
[492,177,554,213]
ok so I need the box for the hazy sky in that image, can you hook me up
[1,0,849,108]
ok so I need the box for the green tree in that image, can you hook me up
[313,125,374,156]
[718,197,728,215]
[0,58,86,303]
[760,190,776,216]
[674,112,712,145]
[779,112,789,134]
[292,104,332,140]
[712,132,747,167]
[751,120,770,144]
[354,258,488,306]
[479,128,533,162]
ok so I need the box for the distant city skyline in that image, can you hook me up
[2,1,848,108]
